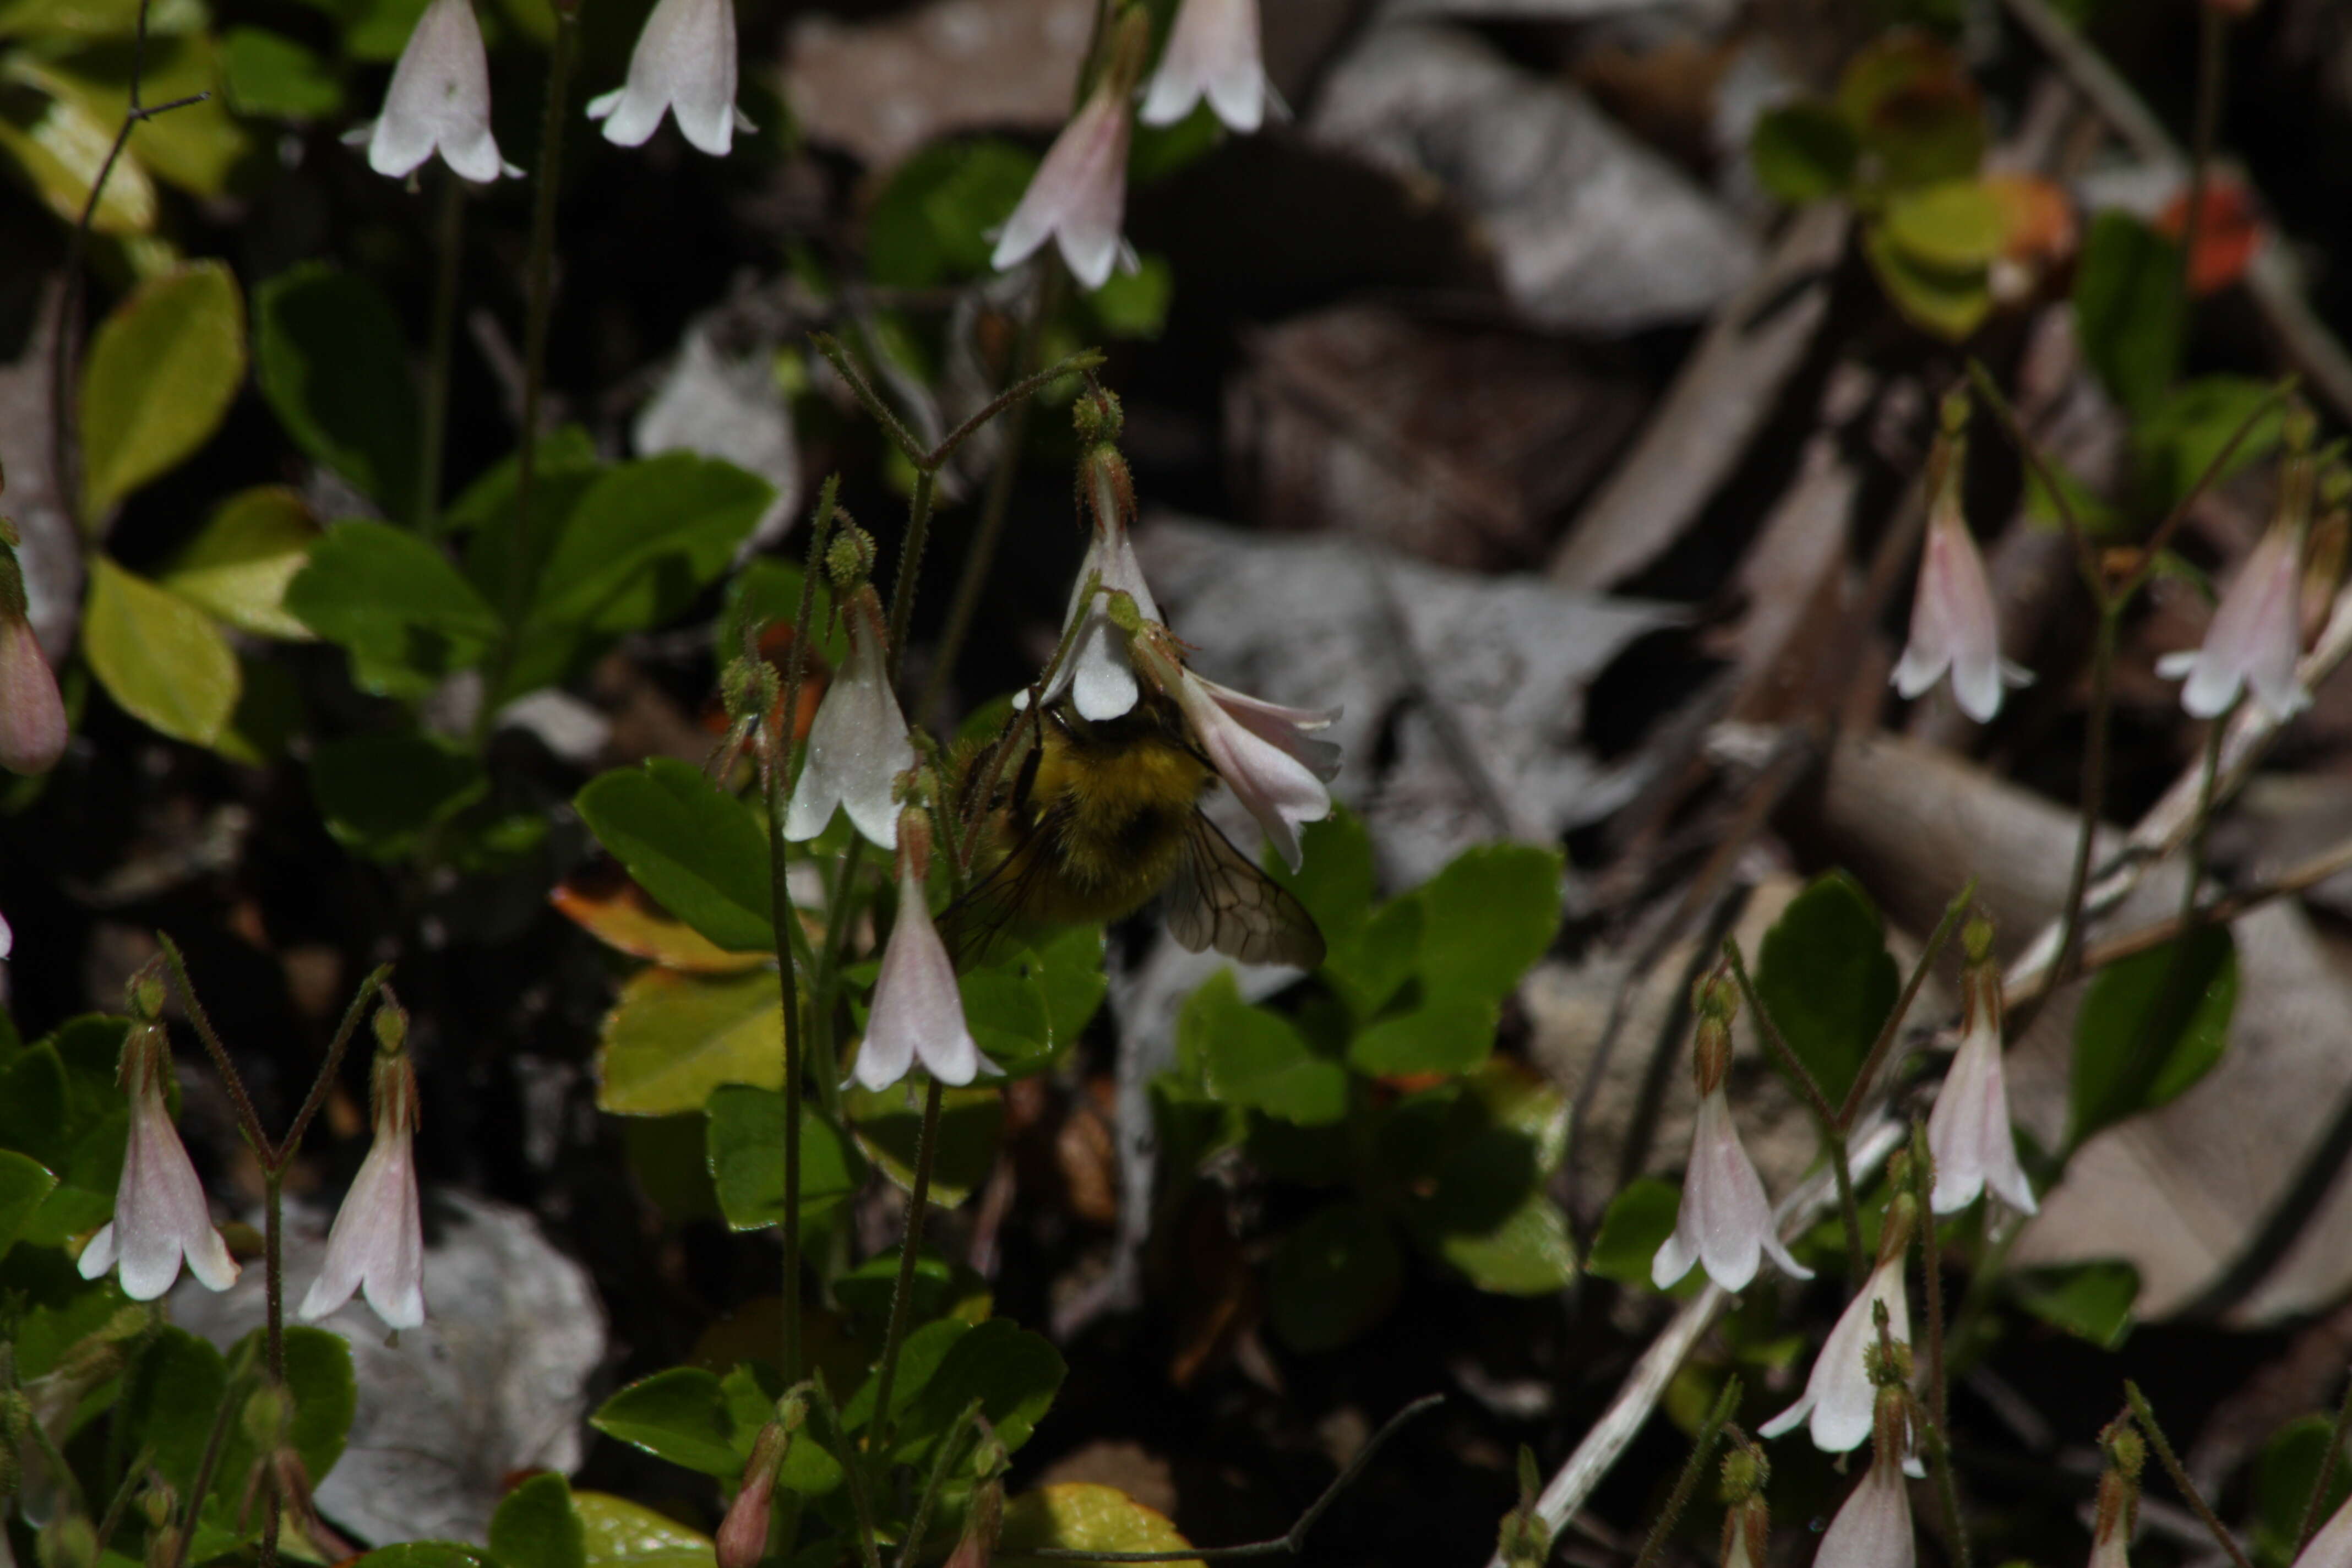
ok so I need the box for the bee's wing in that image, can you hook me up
[1167,812,1326,970]
[937,805,1059,966]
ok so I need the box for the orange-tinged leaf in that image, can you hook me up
[553,860,770,973]
[1983,172,2076,264]
[2158,180,2266,297]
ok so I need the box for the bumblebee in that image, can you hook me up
[943,689,1325,969]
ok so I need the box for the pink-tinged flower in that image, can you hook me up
[1140,641,1337,872]
[1042,490,1163,723]
[1927,959,2036,1216]
[361,0,516,183]
[0,615,67,775]
[1760,1253,1910,1453]
[1814,1436,1915,1568]
[2088,1468,2136,1568]
[1892,495,2030,723]
[79,1022,239,1301]
[1653,1086,1813,1293]
[991,80,1135,291]
[716,1423,788,1568]
[2294,1491,2352,1568]
[587,0,748,157]
[2158,516,2308,721]
[300,1041,424,1331]
[0,907,11,960]
[1141,0,1270,134]
[785,591,914,851]
[854,851,998,1091]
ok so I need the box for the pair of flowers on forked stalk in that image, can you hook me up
[79,962,427,1334]
[767,389,1341,1093]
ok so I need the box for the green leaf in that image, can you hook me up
[867,138,1038,288]
[0,1150,57,1260]
[705,1084,861,1230]
[1882,178,2008,270]
[846,1085,1003,1207]
[1751,101,1859,203]
[0,58,156,235]
[716,557,842,669]
[1085,254,1172,340]
[285,521,502,698]
[1182,971,1346,1126]
[48,34,244,196]
[254,265,422,518]
[1348,997,1496,1078]
[2133,376,2285,516]
[840,1317,967,1432]
[574,760,776,955]
[2069,927,2237,1149]
[894,1317,1065,1460]
[591,1369,740,1477]
[120,1328,226,1491]
[999,1485,1201,1568]
[595,969,782,1117]
[1836,33,1985,190]
[284,1325,358,1479]
[957,958,1055,1078]
[834,1253,989,1327]
[1412,845,1561,1005]
[491,1473,586,1568]
[2008,1260,2138,1349]
[83,556,241,745]
[1425,1189,1577,1297]
[2256,1417,2352,1568]
[311,735,487,860]
[79,259,246,520]
[220,26,343,119]
[1274,810,1377,943]
[159,486,321,639]
[572,1493,715,1568]
[1587,1177,1681,1287]
[1753,872,1900,1109]
[357,1547,494,1568]
[1027,924,1108,1044]
[1863,225,1993,342]
[2073,209,2184,422]
[1268,1202,1401,1351]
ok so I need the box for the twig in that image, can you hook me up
[1027,1395,1445,1562]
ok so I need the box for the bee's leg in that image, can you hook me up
[1009,733,1043,823]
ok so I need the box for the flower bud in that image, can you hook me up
[826,522,876,592]
[127,963,168,1023]
[716,1422,790,1568]
[241,1382,292,1450]
[722,655,779,729]
[373,995,409,1055]
[141,1484,176,1530]
[1962,915,1993,965]
[1718,1445,1767,1505]
[1073,386,1124,446]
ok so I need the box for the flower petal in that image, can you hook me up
[785,608,913,849]
[863,869,981,1090]
[370,0,507,182]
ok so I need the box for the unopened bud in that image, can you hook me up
[1881,1190,1918,1260]
[1719,1445,1766,1505]
[143,1525,183,1568]
[373,997,409,1055]
[826,523,876,591]
[1692,972,1738,1023]
[127,964,167,1023]
[141,1484,176,1529]
[721,654,778,727]
[2100,1422,2146,1480]
[1072,386,1124,446]
[241,1382,292,1451]
[38,1515,96,1568]
[1692,1015,1732,1096]
[716,1422,790,1568]
[2286,402,2318,457]
[1962,915,1993,964]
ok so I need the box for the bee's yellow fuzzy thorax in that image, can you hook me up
[1023,711,1210,919]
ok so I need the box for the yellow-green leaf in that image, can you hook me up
[1882,178,2009,271]
[80,259,246,520]
[1000,1485,1202,1568]
[84,556,239,744]
[571,1493,714,1568]
[160,486,319,639]
[0,56,154,234]
[594,967,781,1116]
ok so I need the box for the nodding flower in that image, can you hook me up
[79,1017,239,1301]
[1141,0,1272,135]
[1811,1386,1917,1568]
[587,0,750,157]
[784,589,915,852]
[2158,509,2310,721]
[358,0,518,183]
[1925,932,2037,1216]
[1760,1198,1915,1454]
[853,821,999,1092]
[1653,993,1812,1294]
[1141,639,1338,873]
[1891,442,2030,723]
[299,1014,425,1331]
[992,13,1149,291]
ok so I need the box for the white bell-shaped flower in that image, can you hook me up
[1653,1084,1813,1293]
[2293,1490,2352,1568]
[854,845,998,1092]
[2158,514,2309,721]
[785,591,914,851]
[1761,1250,1911,1453]
[1892,488,2030,723]
[1926,957,2037,1216]
[361,0,516,183]
[587,0,749,157]
[0,614,67,775]
[300,1039,425,1331]
[79,1022,239,1300]
[1140,0,1271,134]
[1814,1424,1915,1568]
[991,77,1134,291]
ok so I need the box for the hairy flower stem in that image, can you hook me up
[1629,1380,1740,1568]
[887,469,936,689]
[257,1167,286,1568]
[866,1076,945,1466]
[1723,938,1866,1276]
[2181,709,2230,929]
[2055,606,2122,987]
[2127,1382,2255,1568]
[418,174,466,533]
[1838,883,1975,1129]
[505,2,579,629]
[1907,1124,1969,1568]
